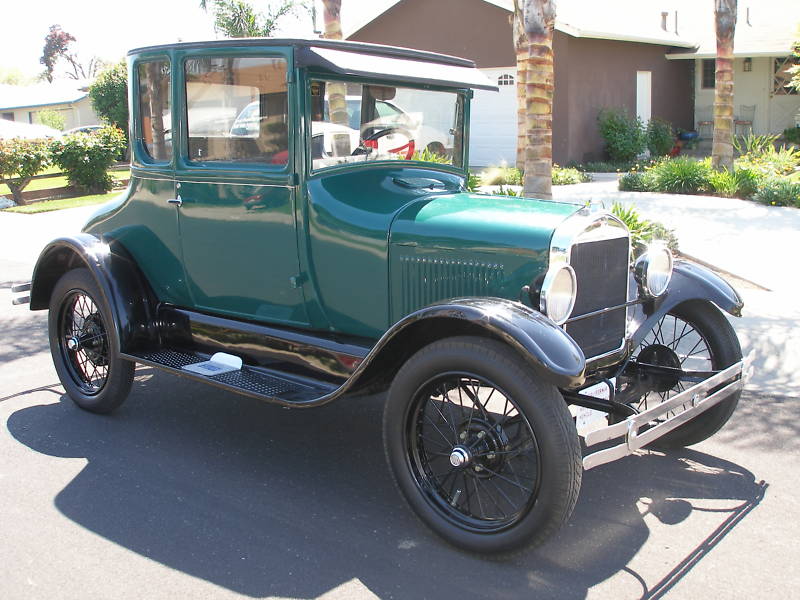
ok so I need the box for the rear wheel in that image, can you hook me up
[383,336,581,554]
[48,268,134,414]
[631,301,742,448]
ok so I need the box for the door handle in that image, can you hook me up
[167,195,183,207]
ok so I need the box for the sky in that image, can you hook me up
[0,0,398,80]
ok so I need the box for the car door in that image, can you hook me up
[174,50,308,327]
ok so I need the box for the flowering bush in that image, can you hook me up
[0,138,51,205]
[49,126,126,193]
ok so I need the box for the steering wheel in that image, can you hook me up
[352,126,416,160]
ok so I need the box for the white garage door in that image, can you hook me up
[469,68,517,167]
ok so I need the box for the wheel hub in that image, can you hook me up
[449,446,471,467]
[638,343,681,392]
[455,418,508,477]
[66,336,80,351]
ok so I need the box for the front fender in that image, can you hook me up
[630,259,743,347]
[30,234,158,354]
[343,297,586,394]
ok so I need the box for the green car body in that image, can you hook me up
[19,38,752,554]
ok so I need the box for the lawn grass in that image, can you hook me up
[3,192,118,214]
[0,168,130,196]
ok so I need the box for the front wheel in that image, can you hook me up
[48,268,134,414]
[383,336,582,555]
[630,300,742,448]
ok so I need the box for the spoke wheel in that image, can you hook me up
[628,301,742,448]
[407,373,542,532]
[58,291,110,395]
[48,268,134,414]
[384,336,581,555]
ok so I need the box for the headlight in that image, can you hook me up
[635,242,673,297]
[540,264,577,325]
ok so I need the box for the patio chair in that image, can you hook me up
[735,105,755,136]
[696,106,713,138]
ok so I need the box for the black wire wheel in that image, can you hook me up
[630,300,742,448]
[48,268,134,414]
[384,336,581,555]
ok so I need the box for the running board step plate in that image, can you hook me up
[129,349,334,405]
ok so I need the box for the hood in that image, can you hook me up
[390,192,582,258]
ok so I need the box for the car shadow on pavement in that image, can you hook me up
[6,370,768,600]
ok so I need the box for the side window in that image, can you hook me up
[137,60,172,162]
[184,56,288,165]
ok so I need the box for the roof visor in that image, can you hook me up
[297,46,499,91]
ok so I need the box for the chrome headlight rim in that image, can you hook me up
[635,242,674,297]
[539,263,577,325]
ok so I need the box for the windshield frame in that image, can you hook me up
[303,72,469,177]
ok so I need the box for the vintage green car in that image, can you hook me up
[13,39,752,555]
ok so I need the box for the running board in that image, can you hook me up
[582,351,755,470]
[127,349,336,406]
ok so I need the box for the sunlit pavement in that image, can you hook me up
[1,190,798,599]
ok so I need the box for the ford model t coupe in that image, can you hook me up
[13,39,753,554]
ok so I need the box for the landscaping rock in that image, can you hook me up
[0,196,14,209]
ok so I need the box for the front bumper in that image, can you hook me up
[583,351,755,470]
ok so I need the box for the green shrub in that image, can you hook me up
[618,171,654,192]
[783,126,800,145]
[480,165,522,186]
[707,169,739,198]
[649,157,711,195]
[50,126,126,193]
[646,118,674,157]
[410,147,452,164]
[494,185,521,196]
[733,168,762,199]
[552,165,591,185]
[753,178,800,207]
[733,133,778,156]
[597,108,645,163]
[89,61,129,132]
[466,172,481,193]
[611,201,679,255]
[736,144,800,177]
[0,138,51,205]
[35,109,65,131]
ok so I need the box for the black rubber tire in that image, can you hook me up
[48,268,134,414]
[641,300,742,448]
[383,336,582,555]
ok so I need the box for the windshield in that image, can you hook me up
[309,80,464,171]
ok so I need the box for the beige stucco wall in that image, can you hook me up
[2,96,100,131]
[693,57,800,135]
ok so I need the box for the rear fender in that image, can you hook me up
[30,234,158,353]
[630,259,743,347]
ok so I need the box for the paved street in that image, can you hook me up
[1,195,798,599]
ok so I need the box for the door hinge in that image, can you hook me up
[289,273,308,288]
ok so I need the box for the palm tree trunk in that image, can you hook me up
[712,0,737,171]
[512,1,527,171]
[521,0,556,199]
[321,0,348,128]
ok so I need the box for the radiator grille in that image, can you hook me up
[565,237,629,357]
[398,256,504,316]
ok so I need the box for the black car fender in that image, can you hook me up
[29,234,159,354]
[340,297,586,396]
[629,259,743,348]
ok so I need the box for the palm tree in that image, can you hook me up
[712,0,737,171]
[321,1,348,127]
[512,1,527,172]
[519,0,556,199]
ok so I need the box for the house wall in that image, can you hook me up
[693,57,800,135]
[555,35,694,163]
[348,0,515,68]
[349,0,694,165]
[2,97,100,131]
